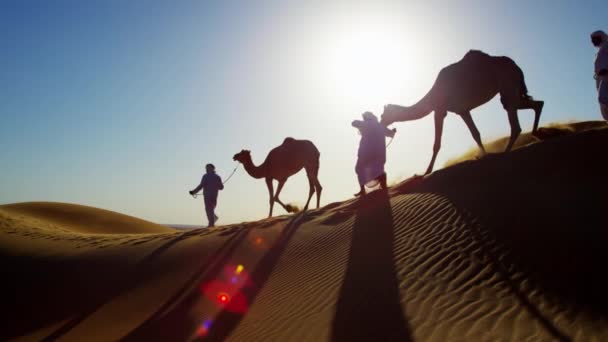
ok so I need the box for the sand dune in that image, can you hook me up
[1,202,173,234]
[2,123,608,341]
[444,120,608,167]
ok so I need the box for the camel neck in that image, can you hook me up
[406,92,434,120]
[242,158,266,179]
[389,99,433,124]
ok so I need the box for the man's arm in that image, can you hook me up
[383,126,397,138]
[189,175,205,195]
[218,176,224,190]
[352,120,364,129]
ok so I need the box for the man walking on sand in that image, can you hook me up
[591,30,608,120]
[352,111,396,197]
[190,163,224,227]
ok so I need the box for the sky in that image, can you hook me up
[0,0,605,225]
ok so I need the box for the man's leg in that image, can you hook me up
[204,196,216,227]
[354,158,366,196]
[599,78,608,120]
[378,172,388,190]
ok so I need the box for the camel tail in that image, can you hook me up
[309,141,321,167]
[518,67,533,100]
[312,143,320,163]
[510,58,533,100]
[497,56,533,100]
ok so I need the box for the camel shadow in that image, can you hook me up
[42,228,247,341]
[2,230,189,341]
[122,227,252,341]
[331,190,412,341]
[402,129,608,340]
[199,213,306,341]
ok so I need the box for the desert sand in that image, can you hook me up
[2,122,608,341]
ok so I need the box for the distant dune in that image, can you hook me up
[2,122,608,341]
[1,202,173,234]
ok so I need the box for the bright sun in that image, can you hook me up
[324,25,416,108]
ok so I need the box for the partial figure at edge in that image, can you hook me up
[591,30,608,120]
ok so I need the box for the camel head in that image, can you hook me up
[233,149,251,164]
[380,104,407,126]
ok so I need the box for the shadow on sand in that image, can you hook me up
[331,190,412,341]
[42,228,249,341]
[402,128,608,341]
[1,229,207,341]
[123,226,252,341]
[198,213,306,341]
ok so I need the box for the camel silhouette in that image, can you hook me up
[233,137,322,217]
[381,50,544,175]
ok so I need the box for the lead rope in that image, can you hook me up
[191,164,240,198]
[221,164,240,185]
[386,135,395,148]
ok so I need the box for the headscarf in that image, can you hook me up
[591,30,608,78]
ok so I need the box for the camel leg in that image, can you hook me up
[314,178,322,209]
[505,109,522,152]
[425,110,447,175]
[518,98,544,134]
[460,111,486,155]
[305,165,322,209]
[303,176,315,211]
[273,179,291,213]
[265,177,275,217]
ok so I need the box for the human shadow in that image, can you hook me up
[2,232,183,341]
[401,128,608,340]
[331,190,412,341]
[122,227,252,341]
[1,253,123,341]
[199,213,306,341]
[42,228,247,341]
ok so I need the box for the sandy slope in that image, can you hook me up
[1,202,173,234]
[2,123,608,341]
[444,120,608,167]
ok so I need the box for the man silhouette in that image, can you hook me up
[352,111,396,197]
[190,163,224,227]
[591,30,608,120]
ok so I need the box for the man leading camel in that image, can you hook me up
[352,112,396,197]
[189,163,224,227]
[591,30,608,120]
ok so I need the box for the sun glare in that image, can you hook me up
[324,24,416,107]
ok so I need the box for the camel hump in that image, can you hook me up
[464,49,490,59]
[440,50,493,77]
[282,137,320,158]
[459,50,492,65]
[283,137,297,145]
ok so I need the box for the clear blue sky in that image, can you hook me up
[1,0,605,225]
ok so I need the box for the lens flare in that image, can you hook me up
[235,264,244,275]
[217,292,231,304]
[197,319,213,337]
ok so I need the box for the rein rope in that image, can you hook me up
[222,164,240,185]
[386,135,395,148]
[191,164,240,198]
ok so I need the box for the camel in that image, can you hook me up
[233,137,322,217]
[381,50,544,175]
